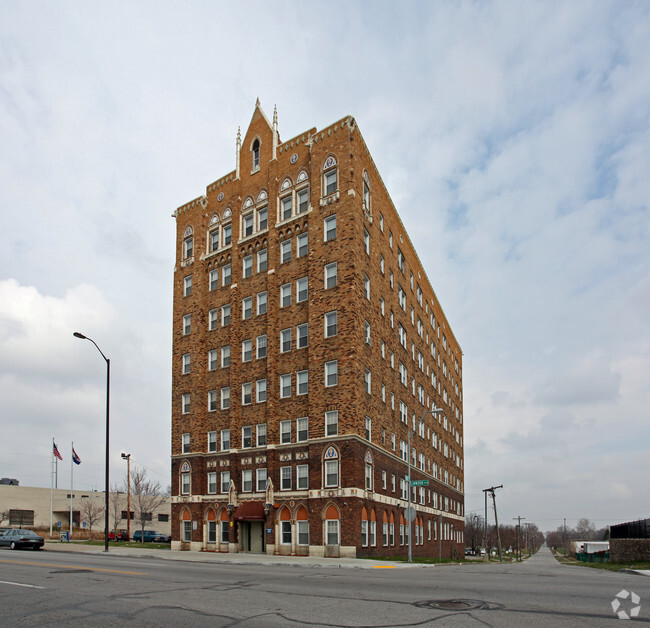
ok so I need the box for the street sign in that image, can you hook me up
[410,480,429,486]
[404,506,416,522]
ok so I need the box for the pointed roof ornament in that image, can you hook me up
[235,126,241,180]
[255,96,261,108]
[273,105,278,126]
[272,104,279,161]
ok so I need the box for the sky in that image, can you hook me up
[1,1,648,534]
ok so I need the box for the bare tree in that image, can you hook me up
[0,509,9,526]
[109,485,125,533]
[575,518,596,540]
[131,467,167,541]
[79,498,104,540]
[464,513,484,553]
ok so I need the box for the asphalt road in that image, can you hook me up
[0,544,648,626]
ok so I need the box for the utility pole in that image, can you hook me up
[121,453,131,540]
[483,485,503,562]
[513,516,526,561]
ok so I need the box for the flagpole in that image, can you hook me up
[70,442,74,535]
[50,438,54,538]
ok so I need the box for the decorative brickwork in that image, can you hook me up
[171,102,465,558]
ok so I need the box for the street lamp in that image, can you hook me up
[407,407,443,563]
[121,453,131,540]
[73,331,110,553]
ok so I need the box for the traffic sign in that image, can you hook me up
[410,480,429,486]
[404,506,416,522]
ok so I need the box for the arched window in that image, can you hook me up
[296,506,309,546]
[370,509,377,547]
[252,139,260,171]
[382,511,389,546]
[323,155,338,197]
[206,508,217,543]
[364,450,373,491]
[323,446,339,488]
[183,226,194,260]
[324,504,340,546]
[361,506,368,547]
[219,508,229,544]
[181,508,192,542]
[279,507,292,545]
[180,460,191,495]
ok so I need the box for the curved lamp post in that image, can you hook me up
[73,332,110,553]
[407,407,443,563]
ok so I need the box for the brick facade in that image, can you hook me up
[170,102,465,558]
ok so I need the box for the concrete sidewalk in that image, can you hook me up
[42,541,422,570]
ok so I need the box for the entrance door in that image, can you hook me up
[240,521,264,553]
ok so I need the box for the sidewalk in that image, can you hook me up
[43,541,422,570]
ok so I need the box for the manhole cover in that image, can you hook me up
[415,599,504,612]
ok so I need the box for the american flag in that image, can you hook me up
[53,442,63,461]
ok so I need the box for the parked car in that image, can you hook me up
[107,530,129,541]
[132,530,167,543]
[0,529,45,550]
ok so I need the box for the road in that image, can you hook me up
[0,544,648,626]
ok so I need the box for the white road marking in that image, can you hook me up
[0,580,45,589]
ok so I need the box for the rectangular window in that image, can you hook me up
[380,254,385,274]
[208,431,217,452]
[181,473,190,496]
[258,207,268,231]
[280,239,292,263]
[364,227,370,255]
[324,311,337,337]
[280,283,291,308]
[297,232,308,257]
[257,291,267,315]
[365,416,372,441]
[324,460,338,487]
[280,420,291,444]
[281,195,293,220]
[370,521,376,547]
[207,472,217,494]
[242,382,252,405]
[324,214,337,241]
[280,328,291,353]
[326,520,339,546]
[364,274,370,300]
[325,360,338,387]
[243,255,253,278]
[362,520,368,547]
[183,275,192,296]
[221,345,230,367]
[221,429,230,451]
[382,470,387,490]
[256,468,267,492]
[208,389,217,412]
[365,463,373,491]
[243,213,254,237]
[280,373,291,398]
[223,224,232,247]
[256,334,267,359]
[324,262,337,289]
[297,323,308,348]
[398,248,405,273]
[297,464,309,490]
[242,426,252,449]
[222,263,232,285]
[182,393,190,414]
[209,230,218,252]
[256,379,267,403]
[242,296,252,320]
[182,353,190,374]
[296,277,308,302]
[297,417,308,442]
[325,410,338,436]
[324,169,337,196]
[297,187,309,214]
[208,349,218,371]
[241,469,252,492]
[257,423,267,447]
[280,520,291,545]
[221,304,231,326]
[257,248,268,272]
[242,339,252,362]
[281,466,292,490]
[209,309,218,331]
[297,370,308,395]
[221,387,230,409]
[365,369,371,394]
[365,320,371,344]
[182,432,190,454]
[209,268,219,291]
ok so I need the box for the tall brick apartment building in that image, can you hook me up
[171,101,465,558]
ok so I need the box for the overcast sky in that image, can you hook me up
[1,1,648,533]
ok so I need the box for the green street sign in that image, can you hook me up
[410,480,429,486]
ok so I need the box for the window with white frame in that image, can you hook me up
[380,254,385,274]
[223,224,232,247]
[243,254,253,278]
[208,349,218,371]
[324,157,337,196]
[324,310,337,337]
[257,248,267,272]
[181,472,190,495]
[280,374,291,398]
[297,187,309,214]
[182,433,190,454]
[208,431,217,452]
[297,370,308,395]
[256,468,267,492]
[325,360,338,387]
[296,277,308,302]
[206,472,217,495]
[209,227,219,253]
[397,248,405,273]
[324,262,337,289]
[257,206,268,231]
[365,320,371,344]
[209,309,218,331]
[242,426,252,449]
[221,387,230,409]
[242,339,252,362]
[297,417,308,442]
[281,466,292,490]
[364,227,370,255]
[182,353,190,374]
[183,275,192,296]
[365,369,372,394]
[365,416,372,441]
[297,323,308,349]
[209,268,218,291]
[281,520,291,544]
[243,213,254,238]
[324,214,337,241]
[257,291,267,315]
[280,420,291,444]
[256,423,267,447]
[297,464,309,490]
[221,429,230,451]
[364,274,370,300]
[326,519,339,545]
[221,345,230,367]
[297,232,308,257]
[241,469,252,492]
[184,232,194,259]
[242,382,252,406]
[382,470,387,489]
[256,379,267,403]
[280,239,291,263]
[324,459,339,487]
[208,389,217,412]
[280,283,291,308]
[281,194,292,221]
[242,296,252,320]
[325,410,338,436]
[182,393,190,414]
[221,304,231,326]
[280,328,291,353]
[222,262,232,285]
[256,334,267,359]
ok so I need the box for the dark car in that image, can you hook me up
[132,530,167,543]
[0,529,45,550]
